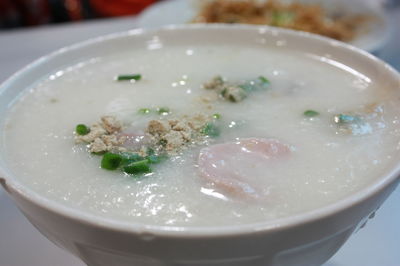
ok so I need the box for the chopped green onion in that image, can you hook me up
[334,114,371,135]
[147,154,168,164]
[159,139,167,146]
[259,76,270,84]
[101,153,123,170]
[238,83,255,93]
[76,124,90,135]
[99,151,165,175]
[138,108,151,114]
[92,151,105,156]
[201,122,220,137]
[123,160,151,175]
[120,153,144,165]
[116,74,142,81]
[146,147,155,156]
[304,110,320,117]
[334,114,360,124]
[239,77,270,93]
[220,88,227,96]
[212,113,221,119]
[157,107,170,115]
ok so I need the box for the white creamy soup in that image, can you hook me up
[3,43,400,227]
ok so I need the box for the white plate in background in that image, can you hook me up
[138,0,390,52]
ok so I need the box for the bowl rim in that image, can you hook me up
[1,24,400,237]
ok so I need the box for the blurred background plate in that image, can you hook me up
[137,0,390,52]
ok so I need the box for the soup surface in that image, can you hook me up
[3,43,400,227]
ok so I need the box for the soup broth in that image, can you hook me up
[3,44,400,227]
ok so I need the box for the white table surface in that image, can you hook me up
[0,10,399,266]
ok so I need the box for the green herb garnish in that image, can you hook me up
[146,147,155,156]
[100,151,167,176]
[220,88,227,96]
[212,113,221,119]
[120,153,144,165]
[159,139,167,146]
[101,153,123,170]
[92,151,105,156]
[157,107,170,115]
[76,124,90,135]
[259,76,270,84]
[201,122,220,137]
[147,154,168,164]
[116,74,142,81]
[334,113,372,135]
[123,160,151,175]
[138,108,151,114]
[239,77,270,93]
[238,83,255,93]
[304,110,320,117]
[334,114,360,124]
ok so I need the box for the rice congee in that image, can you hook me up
[3,43,400,227]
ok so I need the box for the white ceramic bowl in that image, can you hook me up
[0,25,399,266]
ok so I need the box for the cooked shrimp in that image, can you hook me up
[198,138,291,200]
